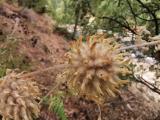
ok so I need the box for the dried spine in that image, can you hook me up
[59,35,130,104]
[0,71,40,120]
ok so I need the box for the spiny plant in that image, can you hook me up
[0,70,41,120]
[57,35,131,104]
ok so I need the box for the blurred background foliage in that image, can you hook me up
[5,0,160,36]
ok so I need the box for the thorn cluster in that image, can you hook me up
[61,35,130,104]
[0,71,40,120]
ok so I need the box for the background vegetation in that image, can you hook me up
[6,0,160,37]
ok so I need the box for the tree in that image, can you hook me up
[90,0,160,35]
[13,0,160,35]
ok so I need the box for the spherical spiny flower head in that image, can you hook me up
[64,35,130,104]
[0,71,40,120]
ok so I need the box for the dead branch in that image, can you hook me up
[135,76,160,95]
[117,40,160,52]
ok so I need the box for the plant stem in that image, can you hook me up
[19,64,69,78]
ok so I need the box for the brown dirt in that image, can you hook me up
[64,90,160,120]
[0,2,160,120]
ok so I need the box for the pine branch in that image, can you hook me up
[99,16,137,34]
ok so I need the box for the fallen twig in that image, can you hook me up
[97,104,102,120]
[135,75,160,95]
[117,40,160,52]
[11,18,20,35]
